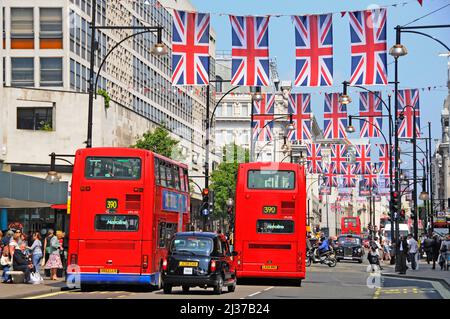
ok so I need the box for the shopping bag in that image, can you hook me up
[30,272,42,284]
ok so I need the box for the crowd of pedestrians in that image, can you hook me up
[0,227,66,284]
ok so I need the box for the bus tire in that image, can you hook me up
[214,276,223,295]
[163,283,172,294]
[182,285,190,293]
[299,279,302,287]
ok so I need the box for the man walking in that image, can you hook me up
[397,235,409,274]
[407,234,418,270]
[431,235,441,270]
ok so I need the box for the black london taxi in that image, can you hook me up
[161,232,237,294]
[335,234,364,263]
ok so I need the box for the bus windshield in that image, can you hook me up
[85,157,141,179]
[247,170,295,190]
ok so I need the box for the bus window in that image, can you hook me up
[184,168,189,192]
[179,167,185,192]
[159,163,168,187]
[173,166,181,190]
[166,164,174,189]
[85,157,141,180]
[154,158,160,185]
[94,215,139,231]
[158,222,177,248]
[256,220,294,234]
[247,170,295,190]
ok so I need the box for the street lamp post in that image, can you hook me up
[428,122,434,233]
[45,153,75,183]
[86,0,166,148]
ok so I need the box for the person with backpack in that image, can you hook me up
[368,237,383,270]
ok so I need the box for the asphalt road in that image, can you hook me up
[25,260,448,299]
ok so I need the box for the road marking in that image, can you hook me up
[263,287,274,291]
[23,291,71,299]
[248,291,261,297]
[431,281,450,299]
[373,288,381,299]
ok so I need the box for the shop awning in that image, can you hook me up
[51,204,67,210]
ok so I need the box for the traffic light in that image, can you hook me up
[208,190,215,214]
[390,191,400,217]
[201,188,210,216]
[400,209,406,221]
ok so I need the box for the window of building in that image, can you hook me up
[226,103,232,116]
[11,57,34,87]
[215,75,223,92]
[39,8,63,49]
[17,107,53,131]
[242,103,249,116]
[40,57,63,87]
[11,8,34,49]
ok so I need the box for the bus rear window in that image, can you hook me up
[257,220,294,234]
[94,215,139,231]
[247,170,295,190]
[85,157,141,179]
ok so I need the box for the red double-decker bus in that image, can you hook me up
[341,216,361,235]
[67,147,190,288]
[234,162,307,284]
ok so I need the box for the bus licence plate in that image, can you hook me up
[100,268,118,274]
[179,261,198,267]
[261,265,278,270]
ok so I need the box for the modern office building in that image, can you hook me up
[0,0,216,232]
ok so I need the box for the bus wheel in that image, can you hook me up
[214,276,223,295]
[163,283,172,294]
[299,280,302,287]
[182,286,190,293]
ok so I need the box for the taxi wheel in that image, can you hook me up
[163,283,172,294]
[227,279,236,293]
[214,276,223,295]
[182,285,190,293]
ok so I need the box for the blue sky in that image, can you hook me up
[191,0,450,162]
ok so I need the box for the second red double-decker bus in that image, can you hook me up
[234,162,307,284]
[341,216,361,235]
[67,147,190,288]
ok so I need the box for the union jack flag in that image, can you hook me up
[172,10,210,85]
[287,93,312,141]
[306,143,322,174]
[397,89,420,138]
[331,144,347,174]
[230,15,270,86]
[349,9,388,85]
[378,144,393,176]
[323,163,338,187]
[342,163,357,188]
[252,93,275,141]
[359,91,383,138]
[293,14,333,87]
[355,144,371,174]
[363,163,379,189]
[323,93,348,139]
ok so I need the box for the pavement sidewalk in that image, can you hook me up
[381,259,450,290]
[0,278,67,299]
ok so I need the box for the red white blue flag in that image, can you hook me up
[323,93,348,139]
[287,93,312,141]
[342,163,357,188]
[172,10,210,85]
[252,93,275,141]
[230,15,270,86]
[378,144,393,176]
[331,144,347,174]
[363,163,379,189]
[306,143,322,174]
[355,144,371,174]
[293,14,333,87]
[397,89,420,138]
[359,91,383,137]
[349,9,388,85]
[324,163,338,187]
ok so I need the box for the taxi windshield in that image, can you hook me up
[338,236,361,245]
[170,237,214,256]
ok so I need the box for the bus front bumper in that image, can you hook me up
[67,272,160,286]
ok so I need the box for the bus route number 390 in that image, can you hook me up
[263,206,277,214]
[106,199,118,210]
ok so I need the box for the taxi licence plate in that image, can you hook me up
[179,261,199,267]
[99,268,118,274]
[183,268,193,275]
[344,257,353,260]
[261,265,278,270]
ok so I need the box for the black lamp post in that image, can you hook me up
[45,153,75,184]
[86,0,167,148]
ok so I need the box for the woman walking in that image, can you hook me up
[44,229,63,280]
[28,232,43,274]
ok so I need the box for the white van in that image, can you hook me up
[383,223,410,240]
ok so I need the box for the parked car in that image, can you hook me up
[335,234,364,263]
[161,232,237,295]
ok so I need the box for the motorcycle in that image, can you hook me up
[306,246,337,267]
